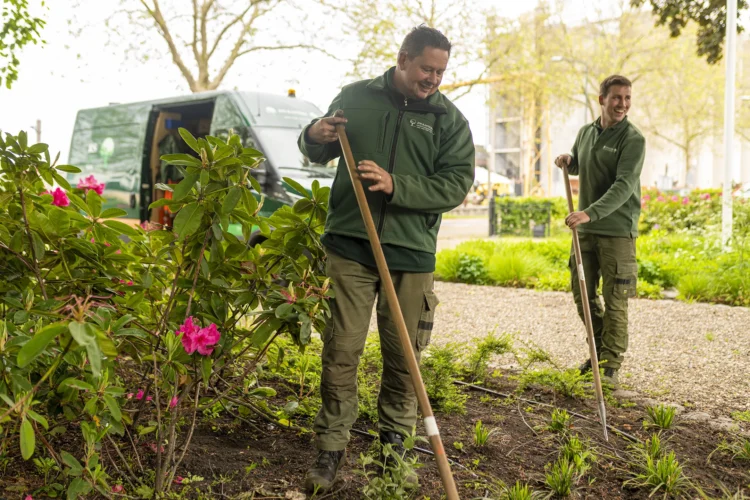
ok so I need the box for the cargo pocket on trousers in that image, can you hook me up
[417,291,439,351]
[614,262,637,300]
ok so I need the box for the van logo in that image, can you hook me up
[603,146,617,153]
[409,119,433,134]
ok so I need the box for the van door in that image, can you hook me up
[68,103,152,220]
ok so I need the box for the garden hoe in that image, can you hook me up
[333,110,460,499]
[562,165,609,442]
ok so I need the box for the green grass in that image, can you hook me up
[435,232,750,306]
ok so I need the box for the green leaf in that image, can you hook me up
[103,219,140,237]
[249,387,276,398]
[173,173,199,201]
[248,176,262,194]
[202,356,212,387]
[67,477,90,499]
[68,322,102,377]
[27,410,49,430]
[148,198,176,210]
[103,394,121,422]
[160,153,201,166]
[242,189,258,215]
[179,128,200,154]
[67,192,88,215]
[20,417,35,460]
[56,165,81,173]
[30,231,45,260]
[155,183,173,192]
[275,303,295,319]
[48,208,70,231]
[283,177,310,198]
[61,451,83,474]
[17,323,66,367]
[200,169,209,187]
[173,202,205,240]
[59,378,94,391]
[222,186,242,214]
[51,174,72,193]
[100,208,128,219]
[28,143,48,154]
[86,191,102,218]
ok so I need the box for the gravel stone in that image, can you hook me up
[368,282,750,416]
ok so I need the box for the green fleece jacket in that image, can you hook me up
[298,67,475,254]
[568,116,646,237]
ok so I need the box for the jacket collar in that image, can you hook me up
[367,67,447,114]
[594,115,629,131]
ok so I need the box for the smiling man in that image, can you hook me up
[297,25,474,492]
[554,75,645,388]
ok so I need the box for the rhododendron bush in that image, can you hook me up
[0,129,330,498]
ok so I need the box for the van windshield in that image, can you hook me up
[253,127,336,178]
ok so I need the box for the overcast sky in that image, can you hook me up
[0,0,746,162]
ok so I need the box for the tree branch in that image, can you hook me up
[206,4,254,61]
[140,0,198,91]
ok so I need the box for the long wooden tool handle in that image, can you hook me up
[333,110,460,498]
[562,165,609,442]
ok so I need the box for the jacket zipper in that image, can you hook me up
[376,98,407,237]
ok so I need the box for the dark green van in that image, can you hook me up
[67,90,334,244]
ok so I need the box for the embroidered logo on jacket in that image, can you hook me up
[409,119,433,134]
[603,146,617,153]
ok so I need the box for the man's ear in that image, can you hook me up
[598,95,605,106]
[397,51,408,70]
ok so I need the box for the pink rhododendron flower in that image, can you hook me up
[77,175,105,195]
[136,389,145,400]
[44,187,70,207]
[702,193,711,200]
[112,484,124,493]
[169,396,178,409]
[642,195,651,201]
[25,496,33,500]
[657,195,665,202]
[126,393,134,399]
[175,317,221,356]
[682,197,689,205]
[174,476,184,485]
[146,396,153,402]
[671,195,679,202]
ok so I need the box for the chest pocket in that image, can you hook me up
[400,113,438,175]
[343,108,389,154]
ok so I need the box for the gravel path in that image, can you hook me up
[372,282,750,416]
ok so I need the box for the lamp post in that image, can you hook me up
[722,0,738,249]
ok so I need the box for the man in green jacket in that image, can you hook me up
[555,74,645,387]
[297,25,474,492]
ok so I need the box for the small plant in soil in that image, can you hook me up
[421,344,468,414]
[645,404,677,430]
[502,480,545,500]
[544,457,581,497]
[625,450,691,498]
[731,410,750,422]
[356,435,422,500]
[517,368,591,399]
[473,420,496,447]
[560,436,596,473]
[547,408,572,433]
[712,437,750,462]
[464,331,513,382]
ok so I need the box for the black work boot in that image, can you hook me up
[578,358,592,374]
[304,449,346,493]
[379,431,418,488]
[603,367,619,389]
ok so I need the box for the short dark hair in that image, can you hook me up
[599,75,632,97]
[399,24,451,59]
